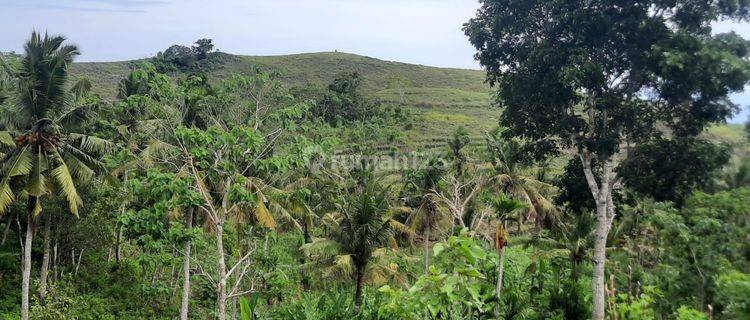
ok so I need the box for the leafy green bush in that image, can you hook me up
[716,271,750,319]
[378,229,497,319]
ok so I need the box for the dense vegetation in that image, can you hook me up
[1,1,750,319]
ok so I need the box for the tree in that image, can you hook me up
[402,156,447,273]
[163,45,195,67]
[175,125,317,319]
[487,194,526,303]
[0,31,108,320]
[193,39,214,60]
[465,1,750,318]
[485,128,557,228]
[448,127,470,178]
[313,72,380,124]
[337,167,394,312]
[302,166,394,312]
[618,137,730,205]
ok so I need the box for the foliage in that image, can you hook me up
[716,271,750,319]
[378,229,498,319]
[152,39,219,72]
[618,138,730,204]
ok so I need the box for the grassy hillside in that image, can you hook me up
[70,52,490,105]
[70,51,495,150]
[69,52,747,156]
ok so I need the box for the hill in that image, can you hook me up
[70,52,490,105]
[69,52,746,155]
[70,51,496,150]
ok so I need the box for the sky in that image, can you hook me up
[0,0,748,123]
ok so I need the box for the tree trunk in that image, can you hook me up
[216,224,227,320]
[496,235,507,296]
[354,266,365,313]
[423,227,430,274]
[52,225,59,284]
[231,297,238,320]
[592,200,609,320]
[303,217,312,244]
[39,212,52,304]
[494,220,508,317]
[580,153,616,320]
[301,218,311,290]
[180,208,193,320]
[115,223,122,263]
[21,197,37,320]
[1,213,12,246]
[74,248,84,276]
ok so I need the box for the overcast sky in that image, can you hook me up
[0,0,748,123]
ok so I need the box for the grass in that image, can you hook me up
[374,87,490,107]
[705,123,750,159]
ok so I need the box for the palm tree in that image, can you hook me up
[0,32,108,320]
[487,194,527,301]
[448,127,471,178]
[402,156,446,273]
[524,211,595,281]
[302,167,393,312]
[485,128,556,229]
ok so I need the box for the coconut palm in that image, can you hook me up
[524,211,595,281]
[485,128,556,228]
[0,32,109,320]
[302,167,393,312]
[448,127,471,178]
[487,193,527,301]
[402,156,447,273]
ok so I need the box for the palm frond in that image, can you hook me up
[389,219,416,239]
[324,254,355,279]
[27,147,47,197]
[301,238,342,260]
[68,133,113,155]
[0,179,14,215]
[254,200,277,229]
[0,131,13,147]
[62,153,95,182]
[138,139,177,167]
[2,146,33,177]
[51,150,82,217]
[0,146,32,214]
[267,201,303,231]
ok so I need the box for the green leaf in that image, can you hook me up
[51,150,82,217]
[27,147,47,197]
[432,243,445,256]
[0,131,13,147]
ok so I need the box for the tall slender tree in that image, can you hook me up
[0,31,108,320]
[402,156,446,273]
[487,194,526,302]
[465,2,750,318]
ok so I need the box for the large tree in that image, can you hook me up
[464,1,750,318]
[0,32,108,320]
